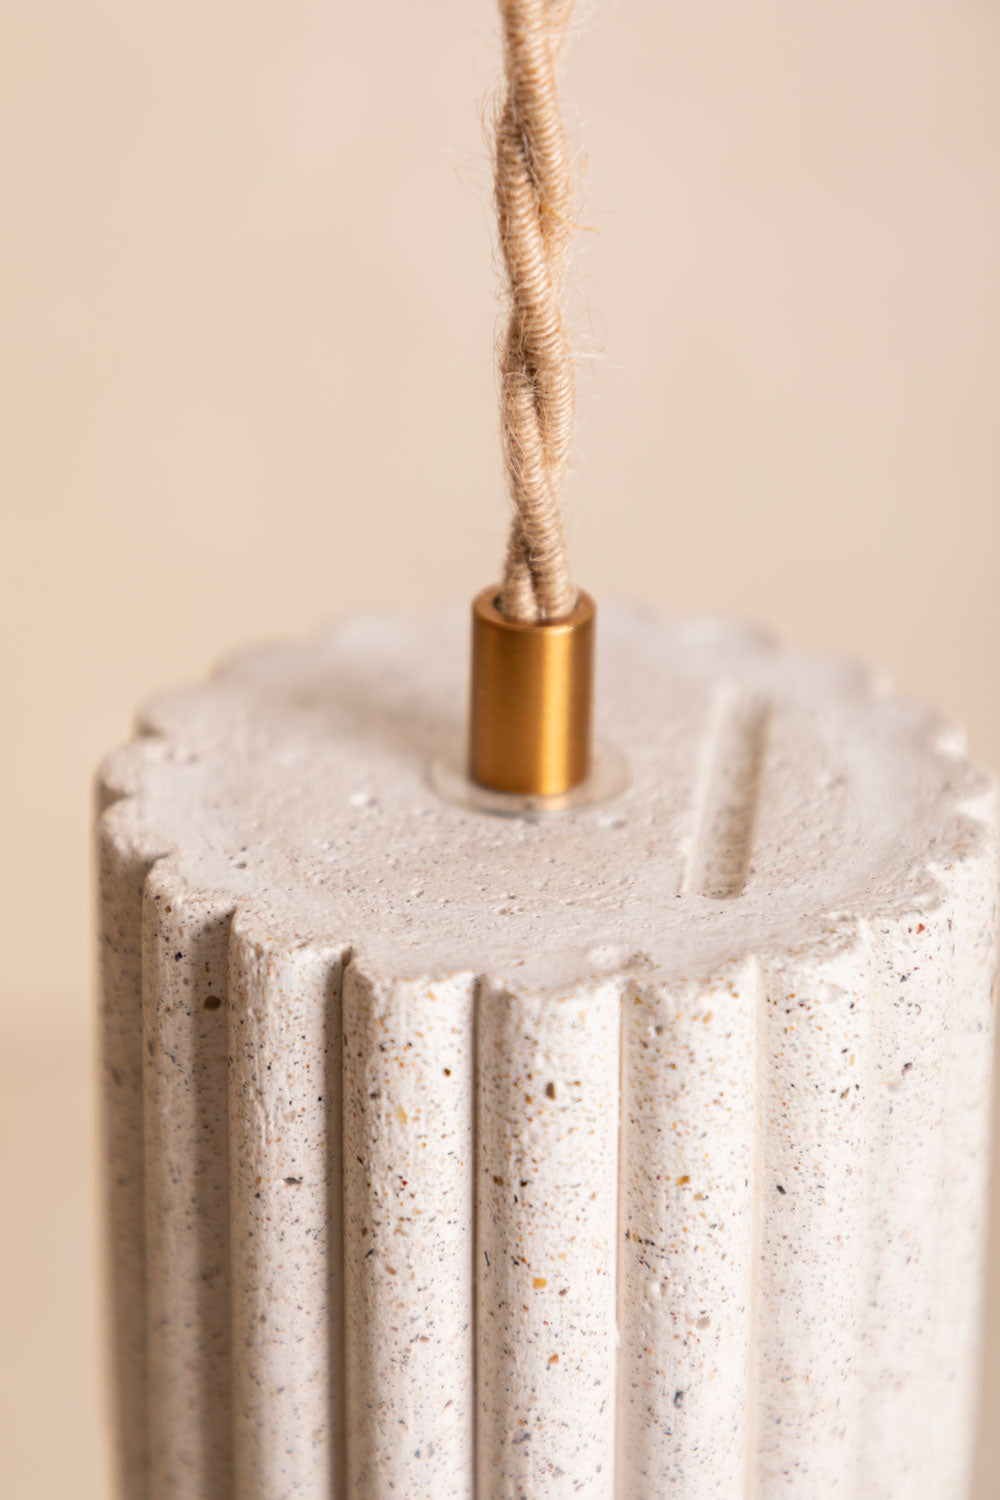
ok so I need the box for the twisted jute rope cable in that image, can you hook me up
[495,0,578,622]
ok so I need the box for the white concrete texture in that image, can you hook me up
[95,607,999,1500]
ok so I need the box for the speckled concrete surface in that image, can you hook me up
[96,607,999,1499]
[343,967,477,1496]
[477,979,620,1496]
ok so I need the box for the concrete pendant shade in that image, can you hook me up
[96,608,999,1499]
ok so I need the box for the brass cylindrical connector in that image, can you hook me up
[468,587,595,796]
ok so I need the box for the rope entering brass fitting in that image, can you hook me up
[468,587,595,796]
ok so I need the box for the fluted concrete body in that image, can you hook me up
[96,609,999,1500]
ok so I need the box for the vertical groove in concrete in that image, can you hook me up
[476,980,620,1499]
[142,868,234,1500]
[96,811,158,1500]
[470,976,482,1498]
[617,963,758,1497]
[744,955,767,1500]
[328,958,349,1500]
[613,982,629,1500]
[754,947,871,1497]
[228,925,348,1500]
[342,965,477,1499]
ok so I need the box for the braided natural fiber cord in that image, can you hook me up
[495,0,578,622]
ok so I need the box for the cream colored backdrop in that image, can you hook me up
[1,2,998,1495]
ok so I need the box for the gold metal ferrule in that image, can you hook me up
[468,587,595,796]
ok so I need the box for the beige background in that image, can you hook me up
[1,1,998,1494]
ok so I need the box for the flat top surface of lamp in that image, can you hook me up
[100,605,994,995]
